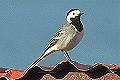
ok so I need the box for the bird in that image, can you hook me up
[24,9,84,75]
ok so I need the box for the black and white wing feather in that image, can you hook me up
[44,27,64,53]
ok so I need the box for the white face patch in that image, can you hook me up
[67,10,81,23]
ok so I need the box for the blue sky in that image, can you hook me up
[0,0,120,70]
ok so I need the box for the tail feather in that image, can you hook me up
[23,45,57,76]
[23,53,48,76]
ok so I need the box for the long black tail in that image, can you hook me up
[23,53,48,76]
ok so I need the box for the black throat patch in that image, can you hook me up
[71,17,83,32]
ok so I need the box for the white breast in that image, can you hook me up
[63,30,84,51]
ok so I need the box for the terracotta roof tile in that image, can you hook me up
[0,60,120,80]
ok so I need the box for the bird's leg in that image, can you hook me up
[64,51,72,61]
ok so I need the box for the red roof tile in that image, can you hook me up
[0,67,23,80]
[0,60,120,80]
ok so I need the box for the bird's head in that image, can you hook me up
[66,9,84,23]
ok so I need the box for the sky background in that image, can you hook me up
[0,0,120,70]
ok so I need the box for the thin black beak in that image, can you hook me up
[80,13,84,16]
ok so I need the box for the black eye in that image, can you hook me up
[73,13,75,15]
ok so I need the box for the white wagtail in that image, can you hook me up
[24,9,84,74]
